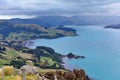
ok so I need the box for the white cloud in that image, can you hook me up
[0,0,66,10]
[101,3,120,15]
[0,15,36,19]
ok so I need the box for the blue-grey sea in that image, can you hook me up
[26,25,120,80]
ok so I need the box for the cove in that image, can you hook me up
[26,25,120,80]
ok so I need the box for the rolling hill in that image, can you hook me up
[0,20,77,41]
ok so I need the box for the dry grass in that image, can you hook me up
[37,67,66,74]
[19,53,33,60]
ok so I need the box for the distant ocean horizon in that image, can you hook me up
[26,25,120,80]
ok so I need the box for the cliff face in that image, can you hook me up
[42,69,90,80]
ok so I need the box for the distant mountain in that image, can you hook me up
[10,16,73,27]
[105,23,120,29]
[1,15,120,40]
[0,20,77,41]
[9,15,120,27]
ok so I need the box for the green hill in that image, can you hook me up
[0,44,63,69]
[0,20,77,41]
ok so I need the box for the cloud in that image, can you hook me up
[0,0,66,10]
[0,15,36,19]
[101,3,120,15]
[0,0,120,16]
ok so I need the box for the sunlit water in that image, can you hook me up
[26,25,120,80]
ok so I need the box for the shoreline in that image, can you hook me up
[24,39,85,70]
[23,34,78,48]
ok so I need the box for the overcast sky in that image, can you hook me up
[0,0,120,18]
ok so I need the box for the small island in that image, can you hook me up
[63,52,85,59]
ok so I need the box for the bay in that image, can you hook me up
[26,25,120,80]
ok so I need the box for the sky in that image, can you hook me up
[0,0,120,19]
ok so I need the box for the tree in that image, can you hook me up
[10,59,26,69]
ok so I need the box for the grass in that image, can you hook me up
[26,60,34,66]
[47,30,57,37]
[0,75,37,80]
[26,74,37,80]
[0,59,10,65]
[0,47,33,66]
[0,34,3,40]
[19,53,33,60]
[5,47,32,59]
[40,56,59,68]
[37,67,65,74]
[6,32,37,41]
[6,48,19,58]
[40,57,56,66]
[0,53,11,65]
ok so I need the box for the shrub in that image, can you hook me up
[4,66,14,76]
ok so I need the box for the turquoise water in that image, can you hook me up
[26,25,120,80]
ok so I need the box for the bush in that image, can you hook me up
[10,59,26,69]
[4,66,14,76]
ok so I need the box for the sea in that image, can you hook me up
[26,25,120,80]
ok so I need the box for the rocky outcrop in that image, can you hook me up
[19,65,38,74]
[43,69,89,80]
[63,52,85,59]
[18,65,90,80]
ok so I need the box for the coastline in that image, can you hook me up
[23,34,78,48]
[22,29,80,70]
[24,39,85,70]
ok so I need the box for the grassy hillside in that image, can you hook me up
[0,20,77,41]
[0,44,63,69]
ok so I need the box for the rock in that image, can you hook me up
[75,56,85,59]
[54,75,58,80]
[36,72,43,80]
[19,65,38,75]
[66,52,85,59]
[42,76,49,80]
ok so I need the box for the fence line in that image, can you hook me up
[2,66,4,80]
[21,69,26,80]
